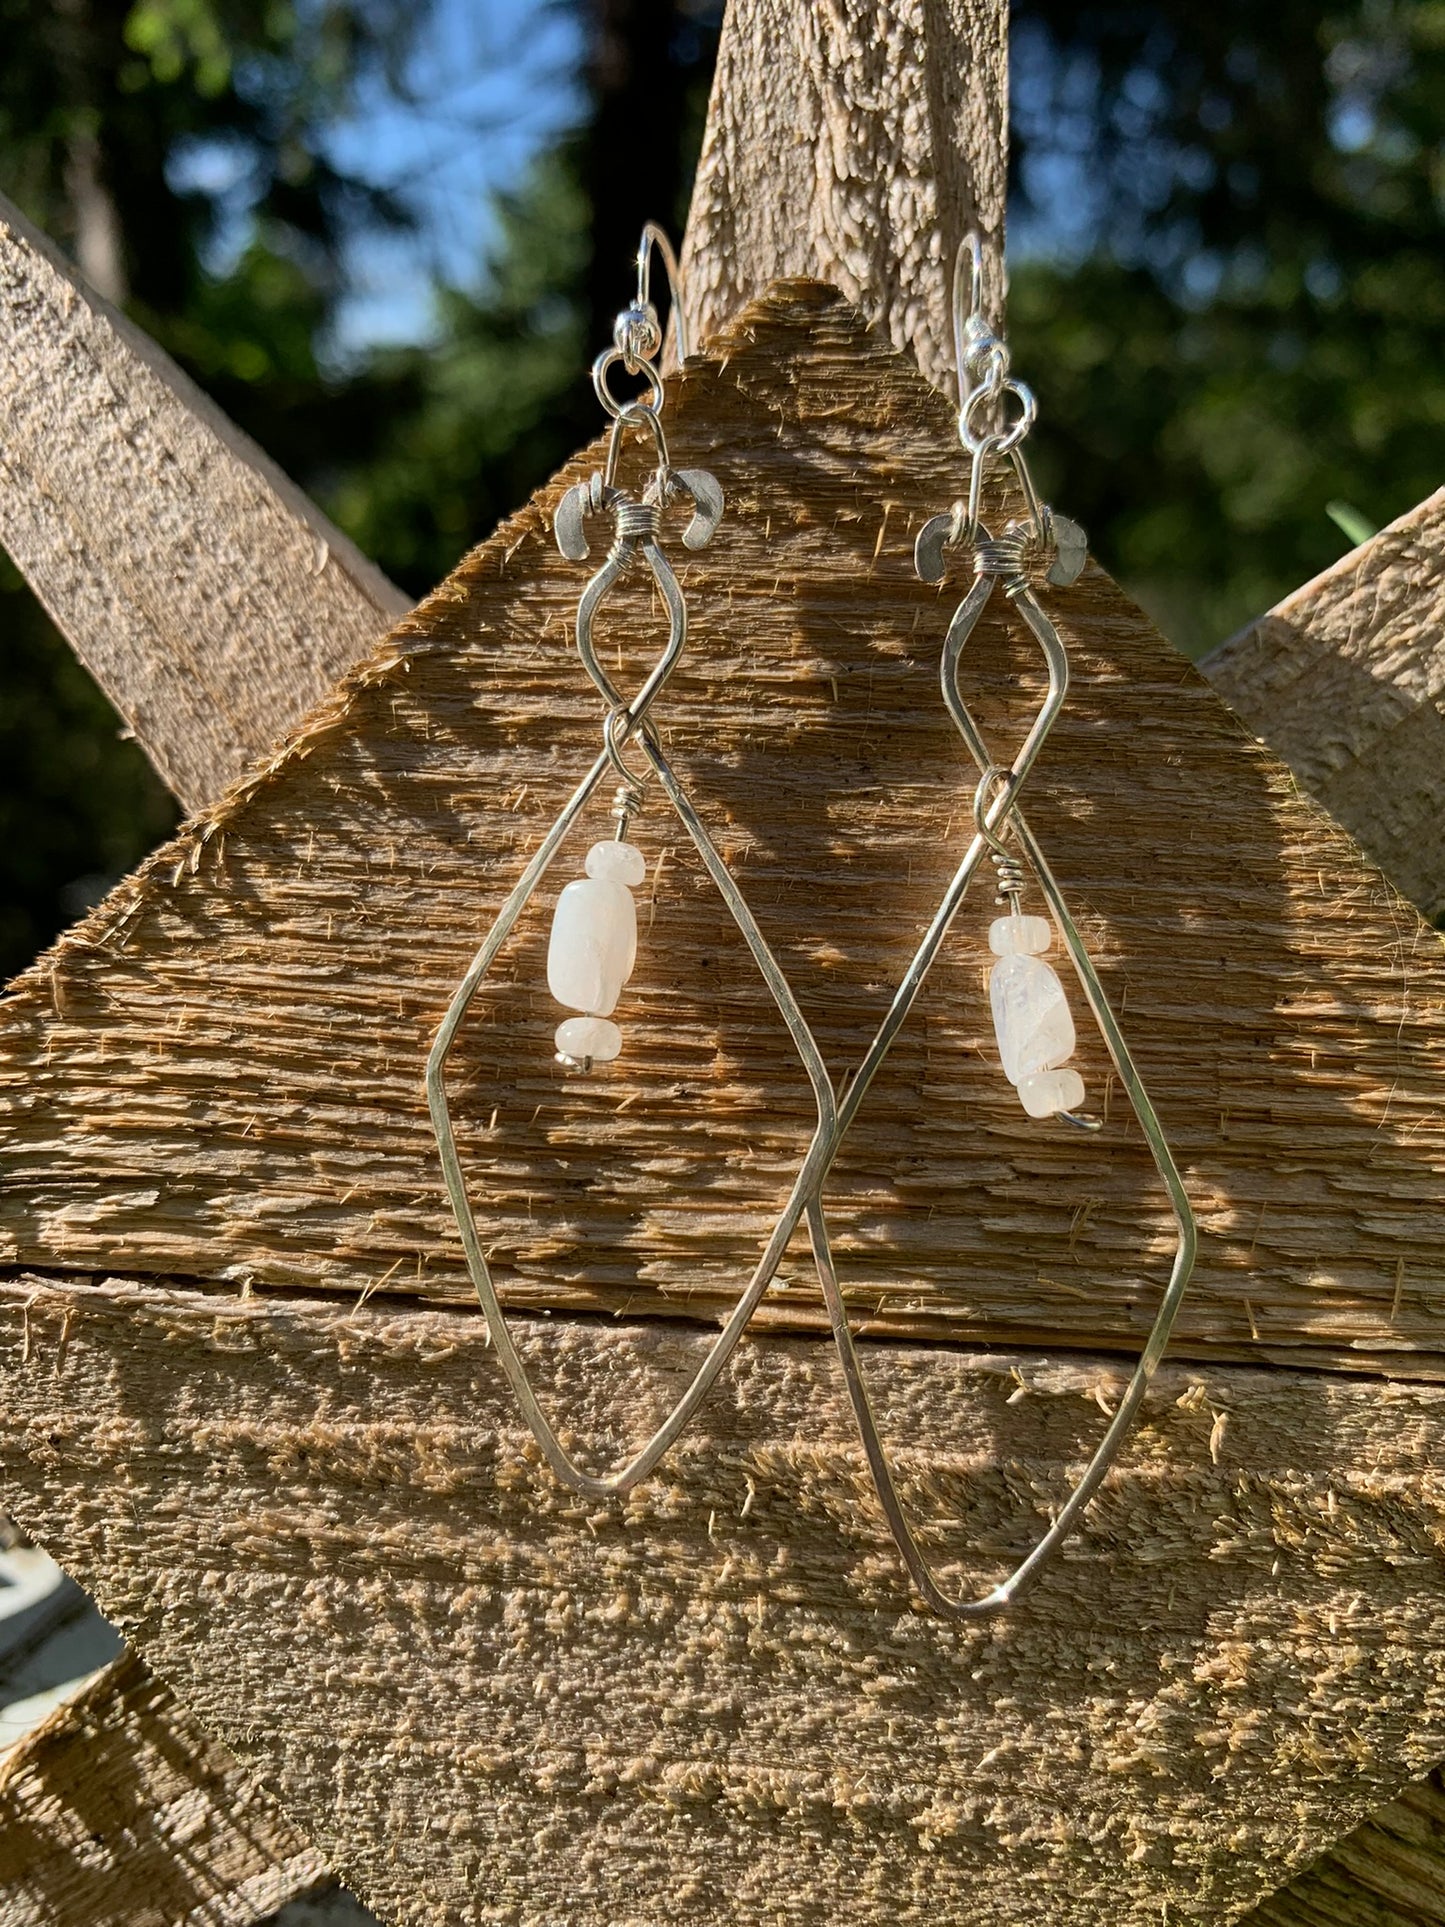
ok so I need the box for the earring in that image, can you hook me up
[427,224,838,1496]
[800,234,1199,1617]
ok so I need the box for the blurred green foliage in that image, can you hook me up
[1008,1,1445,651]
[0,0,1439,978]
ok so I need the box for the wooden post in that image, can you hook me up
[1204,488,1445,924]
[681,0,1008,390]
[1,2,1445,1923]
[3,279,1445,1925]
[0,1652,336,1922]
[0,193,408,813]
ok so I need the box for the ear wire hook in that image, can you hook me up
[636,220,688,364]
[951,228,988,402]
[595,221,689,424]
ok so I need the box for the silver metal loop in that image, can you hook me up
[594,347,665,423]
[603,702,652,792]
[1009,445,1046,542]
[971,763,1018,856]
[636,220,688,363]
[959,375,1036,454]
[602,399,669,489]
[951,230,990,396]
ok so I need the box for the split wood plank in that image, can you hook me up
[680,0,1008,392]
[0,189,410,815]
[0,1648,333,1925]
[1248,1766,1445,1927]
[0,285,1441,1378]
[1203,488,1445,925]
[4,1271,1445,1927]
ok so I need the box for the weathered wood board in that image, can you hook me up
[1249,1764,1445,1927]
[0,1647,333,1924]
[4,1274,1445,1927]
[0,190,409,812]
[1205,488,1445,926]
[1,281,1444,1923]
[681,0,1008,388]
[0,285,1441,1380]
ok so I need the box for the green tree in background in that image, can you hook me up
[0,0,428,972]
[1008,0,1445,653]
[332,0,720,595]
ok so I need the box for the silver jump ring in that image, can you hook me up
[960,377,1036,455]
[593,347,665,421]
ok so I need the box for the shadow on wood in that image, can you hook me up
[1,283,1444,1924]
[0,285,1440,1377]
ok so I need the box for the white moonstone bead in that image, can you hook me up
[988,913,1052,957]
[585,839,646,887]
[990,953,1076,1084]
[555,1015,622,1064]
[546,875,637,1016]
[1018,1066,1085,1118]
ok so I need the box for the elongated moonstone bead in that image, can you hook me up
[989,927,1084,1115]
[990,954,1075,1082]
[547,876,636,1015]
[546,840,646,1032]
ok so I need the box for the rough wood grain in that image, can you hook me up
[4,1271,1445,1927]
[1202,489,1445,925]
[680,0,1007,391]
[0,1648,332,1925]
[1248,1768,1445,1927]
[0,190,410,814]
[0,285,1440,1383]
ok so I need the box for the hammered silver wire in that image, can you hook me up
[427,228,838,1496]
[800,237,1199,1615]
[429,221,1198,1612]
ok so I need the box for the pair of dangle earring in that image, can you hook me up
[427,225,1198,1615]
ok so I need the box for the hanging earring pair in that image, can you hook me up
[427,225,1197,1615]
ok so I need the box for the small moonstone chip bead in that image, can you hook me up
[547,839,648,1062]
[987,913,1085,1118]
[554,1014,623,1063]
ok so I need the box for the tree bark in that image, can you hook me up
[681,0,1008,391]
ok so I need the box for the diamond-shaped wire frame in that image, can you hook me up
[427,718,839,1498]
[801,572,1198,1617]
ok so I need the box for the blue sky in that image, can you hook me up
[323,0,583,353]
